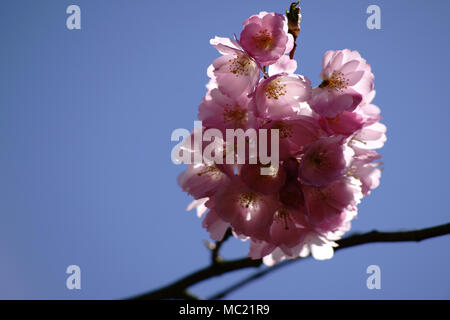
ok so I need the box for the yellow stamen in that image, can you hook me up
[320,70,349,92]
[239,191,258,209]
[228,54,253,77]
[265,79,287,100]
[223,104,248,128]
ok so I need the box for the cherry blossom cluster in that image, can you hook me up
[177,11,386,265]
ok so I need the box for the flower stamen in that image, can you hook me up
[223,104,248,128]
[239,191,258,209]
[228,54,253,77]
[265,79,287,100]
[319,70,349,92]
[253,29,274,50]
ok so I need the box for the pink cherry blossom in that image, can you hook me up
[210,180,279,239]
[298,135,353,187]
[309,49,374,118]
[178,163,229,199]
[177,10,386,266]
[269,207,308,249]
[209,37,260,99]
[262,116,324,160]
[198,88,257,133]
[350,121,387,150]
[268,55,297,75]
[202,210,230,241]
[279,178,305,211]
[319,111,364,136]
[349,146,382,196]
[240,163,286,195]
[186,197,208,218]
[255,73,312,120]
[303,177,362,232]
[240,12,292,66]
[320,49,374,100]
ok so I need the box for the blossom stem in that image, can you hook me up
[211,228,233,265]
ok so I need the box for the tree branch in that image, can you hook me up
[131,257,262,300]
[131,223,450,300]
[209,223,450,299]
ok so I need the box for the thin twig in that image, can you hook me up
[212,228,233,265]
[131,223,450,300]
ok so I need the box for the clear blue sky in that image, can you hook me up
[0,0,449,299]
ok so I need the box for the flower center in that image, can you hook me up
[228,54,253,77]
[319,70,349,92]
[310,187,328,201]
[264,79,287,100]
[254,29,274,50]
[306,151,328,168]
[223,104,248,128]
[239,191,258,209]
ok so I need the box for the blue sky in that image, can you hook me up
[0,0,449,299]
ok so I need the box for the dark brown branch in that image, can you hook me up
[180,290,201,300]
[209,262,287,299]
[209,223,450,299]
[286,2,301,59]
[337,223,450,247]
[131,257,262,300]
[131,223,450,300]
